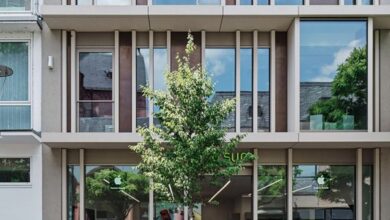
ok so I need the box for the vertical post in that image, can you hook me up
[80,149,85,220]
[356,0,362,5]
[149,179,154,220]
[201,31,206,70]
[70,31,76,133]
[356,148,363,220]
[373,148,380,220]
[253,149,258,220]
[339,0,344,5]
[236,31,241,133]
[167,31,171,72]
[114,30,120,133]
[149,31,154,127]
[270,0,275,5]
[253,31,258,132]
[270,30,276,133]
[287,148,293,220]
[368,18,374,132]
[374,30,380,132]
[62,31,67,133]
[61,149,67,220]
[373,0,379,5]
[304,0,309,5]
[132,31,137,132]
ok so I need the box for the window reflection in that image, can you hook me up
[206,48,236,132]
[78,52,113,132]
[152,0,220,5]
[258,0,269,4]
[258,165,287,220]
[0,158,30,183]
[241,48,253,132]
[153,48,168,126]
[300,20,367,131]
[0,0,31,11]
[85,165,149,220]
[310,0,339,5]
[275,0,303,5]
[258,49,270,132]
[136,48,150,128]
[293,165,355,220]
[68,165,80,220]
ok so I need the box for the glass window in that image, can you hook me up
[241,48,253,132]
[258,48,270,132]
[241,0,253,4]
[136,48,150,128]
[300,20,367,131]
[310,0,339,5]
[77,0,131,5]
[0,0,31,11]
[78,52,114,132]
[0,42,31,130]
[363,165,373,220]
[152,0,220,4]
[153,48,168,126]
[258,0,270,4]
[206,48,236,132]
[258,165,287,220]
[67,165,80,220]
[85,165,149,220]
[344,0,356,4]
[275,0,303,5]
[381,0,390,4]
[0,158,30,183]
[362,0,373,4]
[293,165,355,220]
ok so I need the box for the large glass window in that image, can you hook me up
[293,165,355,220]
[241,48,253,132]
[300,20,367,131]
[152,0,220,4]
[85,165,149,220]
[153,48,168,126]
[258,48,270,132]
[78,51,114,132]
[0,158,30,183]
[258,165,287,220]
[0,0,31,11]
[363,165,373,220]
[0,42,31,130]
[310,0,339,5]
[206,48,236,132]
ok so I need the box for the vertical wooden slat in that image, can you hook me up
[275,32,287,132]
[170,32,202,71]
[119,32,133,132]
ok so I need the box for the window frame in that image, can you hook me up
[0,39,32,131]
[76,48,116,132]
[0,156,32,187]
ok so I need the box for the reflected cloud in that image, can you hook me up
[313,39,362,82]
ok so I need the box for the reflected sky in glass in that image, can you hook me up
[300,21,367,83]
[153,0,220,4]
[241,48,252,92]
[275,0,303,5]
[153,48,168,91]
[258,48,270,92]
[205,48,235,92]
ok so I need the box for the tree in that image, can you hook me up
[85,168,149,220]
[130,33,254,219]
[309,47,367,129]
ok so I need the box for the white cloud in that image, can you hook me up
[205,49,233,77]
[315,39,362,82]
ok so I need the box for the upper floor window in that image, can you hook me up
[152,0,220,5]
[77,0,131,5]
[0,158,30,183]
[77,51,114,132]
[275,0,303,5]
[0,42,31,131]
[0,0,31,11]
[300,20,367,131]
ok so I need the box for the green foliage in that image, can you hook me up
[130,33,254,208]
[85,168,149,219]
[308,47,367,129]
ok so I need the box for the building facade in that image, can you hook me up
[1,0,390,220]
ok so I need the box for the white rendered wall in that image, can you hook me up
[0,144,42,220]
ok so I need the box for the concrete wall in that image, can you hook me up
[0,144,42,220]
[42,24,62,132]
[380,148,390,220]
[380,30,390,132]
[42,145,62,220]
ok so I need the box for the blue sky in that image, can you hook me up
[300,20,367,82]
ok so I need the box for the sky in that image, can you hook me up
[300,20,367,82]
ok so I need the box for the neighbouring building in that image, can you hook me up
[1,0,390,220]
